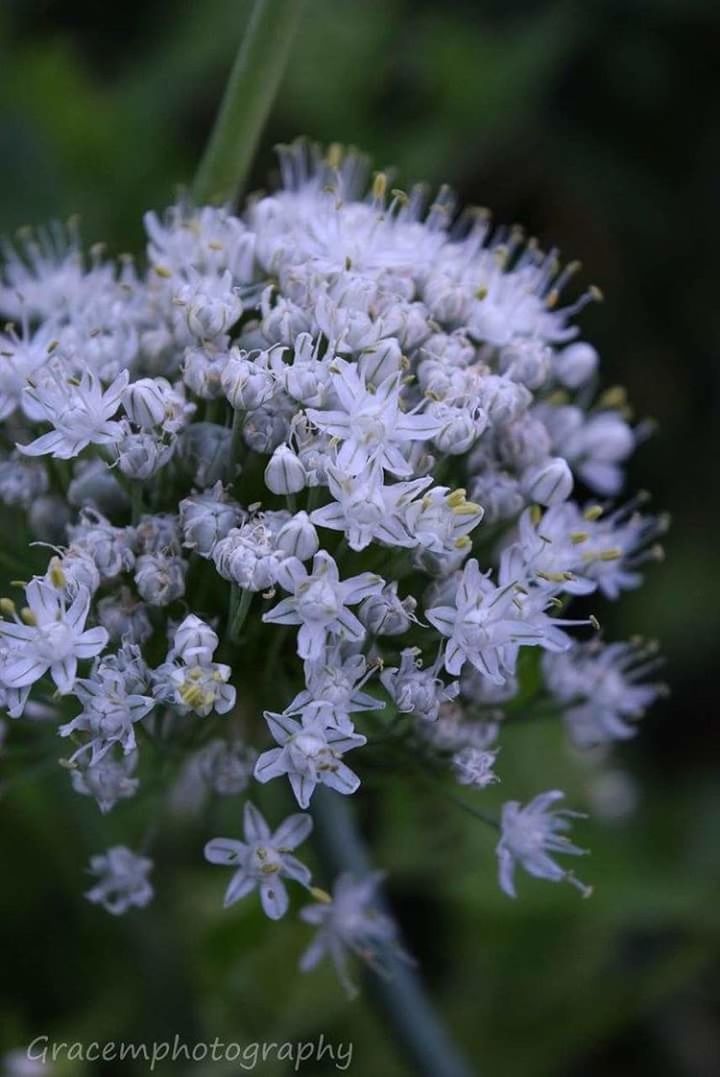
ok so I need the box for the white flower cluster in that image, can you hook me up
[0,144,664,988]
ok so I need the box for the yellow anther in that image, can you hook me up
[569,531,589,544]
[20,608,37,626]
[446,489,467,508]
[0,598,16,616]
[454,536,472,549]
[326,143,344,169]
[597,385,627,410]
[537,570,573,583]
[48,560,67,589]
[372,172,388,201]
[584,505,603,521]
[310,886,333,904]
[153,265,172,279]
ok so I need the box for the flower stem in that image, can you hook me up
[192,0,303,205]
[228,586,253,642]
[310,788,474,1077]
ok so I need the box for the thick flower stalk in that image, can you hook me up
[0,143,665,995]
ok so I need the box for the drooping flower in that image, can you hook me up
[496,790,590,898]
[299,872,403,997]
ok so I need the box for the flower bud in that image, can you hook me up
[196,738,256,796]
[221,349,275,410]
[172,614,219,666]
[123,377,172,429]
[134,553,187,607]
[554,342,599,389]
[50,549,101,595]
[212,523,280,592]
[360,583,417,636]
[97,588,153,644]
[117,430,174,479]
[135,512,181,556]
[175,270,243,340]
[358,337,403,385]
[264,444,306,495]
[179,423,231,488]
[182,346,226,399]
[68,509,135,580]
[432,407,484,455]
[71,750,139,813]
[477,374,532,425]
[243,407,289,455]
[275,512,319,561]
[522,456,574,506]
[0,456,48,507]
[498,338,551,390]
[179,484,243,557]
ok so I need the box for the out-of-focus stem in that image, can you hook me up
[192,0,303,205]
[310,788,474,1077]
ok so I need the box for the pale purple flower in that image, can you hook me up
[205,802,312,919]
[263,551,383,661]
[254,710,366,808]
[0,580,107,696]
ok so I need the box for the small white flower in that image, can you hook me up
[426,559,562,683]
[85,846,154,915]
[286,647,384,731]
[543,639,663,747]
[60,666,154,763]
[300,872,401,997]
[452,746,499,788]
[70,747,139,812]
[381,648,458,723]
[497,790,590,898]
[0,580,107,696]
[310,463,430,551]
[169,662,236,718]
[254,710,366,808]
[306,359,443,477]
[19,367,128,460]
[263,550,383,660]
[205,802,312,919]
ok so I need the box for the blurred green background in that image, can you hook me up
[1,1,719,1074]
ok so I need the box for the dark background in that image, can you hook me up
[0,2,718,1075]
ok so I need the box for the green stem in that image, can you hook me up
[192,0,303,204]
[228,586,253,642]
[310,788,474,1077]
[227,407,246,481]
[131,483,144,525]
